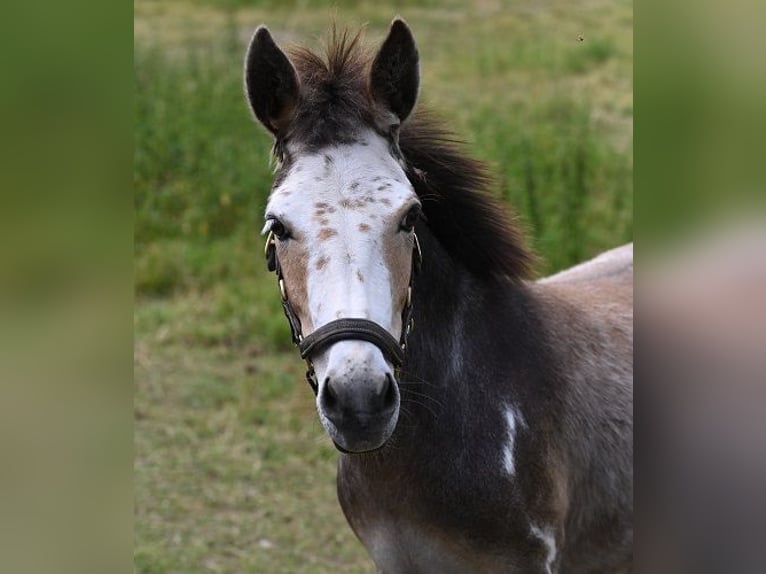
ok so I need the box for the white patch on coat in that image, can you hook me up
[502,405,524,476]
[530,524,557,574]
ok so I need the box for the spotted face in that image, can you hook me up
[264,132,420,451]
[245,19,422,452]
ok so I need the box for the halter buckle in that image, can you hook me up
[279,278,287,301]
[305,360,318,395]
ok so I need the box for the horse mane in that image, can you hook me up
[283,27,536,281]
[400,114,536,280]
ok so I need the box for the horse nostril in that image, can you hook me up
[321,373,397,417]
[323,377,338,409]
[381,373,397,408]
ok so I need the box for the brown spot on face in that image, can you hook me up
[276,241,313,333]
[315,255,329,270]
[358,223,371,232]
[377,185,389,192]
[356,269,365,282]
[315,202,329,209]
[349,181,360,190]
[318,228,337,240]
[340,198,367,210]
[363,196,376,203]
[314,210,326,217]
[380,198,392,206]
[326,205,336,213]
[384,203,419,330]
[319,218,329,226]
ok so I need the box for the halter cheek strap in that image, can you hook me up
[264,230,421,394]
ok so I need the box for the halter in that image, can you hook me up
[265,230,422,395]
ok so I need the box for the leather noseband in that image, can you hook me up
[299,318,405,367]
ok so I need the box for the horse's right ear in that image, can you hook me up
[244,26,300,136]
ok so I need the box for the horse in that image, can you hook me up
[244,19,633,573]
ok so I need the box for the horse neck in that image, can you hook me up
[400,226,547,432]
[406,228,476,383]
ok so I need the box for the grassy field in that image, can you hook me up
[134,0,632,571]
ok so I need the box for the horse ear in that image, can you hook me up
[244,26,300,135]
[370,18,420,124]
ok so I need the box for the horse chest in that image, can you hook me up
[355,519,480,574]
[349,515,556,574]
[337,456,554,573]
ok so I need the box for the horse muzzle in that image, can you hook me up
[316,352,400,453]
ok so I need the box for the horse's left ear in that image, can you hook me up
[370,18,420,124]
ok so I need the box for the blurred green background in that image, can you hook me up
[134,0,632,571]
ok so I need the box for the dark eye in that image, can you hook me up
[400,204,422,233]
[269,218,289,240]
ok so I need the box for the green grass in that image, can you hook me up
[134,0,632,571]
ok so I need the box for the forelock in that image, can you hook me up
[284,27,376,150]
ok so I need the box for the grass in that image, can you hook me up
[134,0,632,571]
[134,337,364,573]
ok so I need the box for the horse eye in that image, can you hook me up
[400,205,422,233]
[269,218,289,240]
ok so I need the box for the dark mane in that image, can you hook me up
[401,113,535,280]
[284,27,536,281]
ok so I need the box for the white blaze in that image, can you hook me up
[264,130,418,392]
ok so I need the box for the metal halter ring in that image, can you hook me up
[264,230,275,257]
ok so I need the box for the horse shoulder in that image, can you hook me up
[538,243,633,287]
[533,243,633,342]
